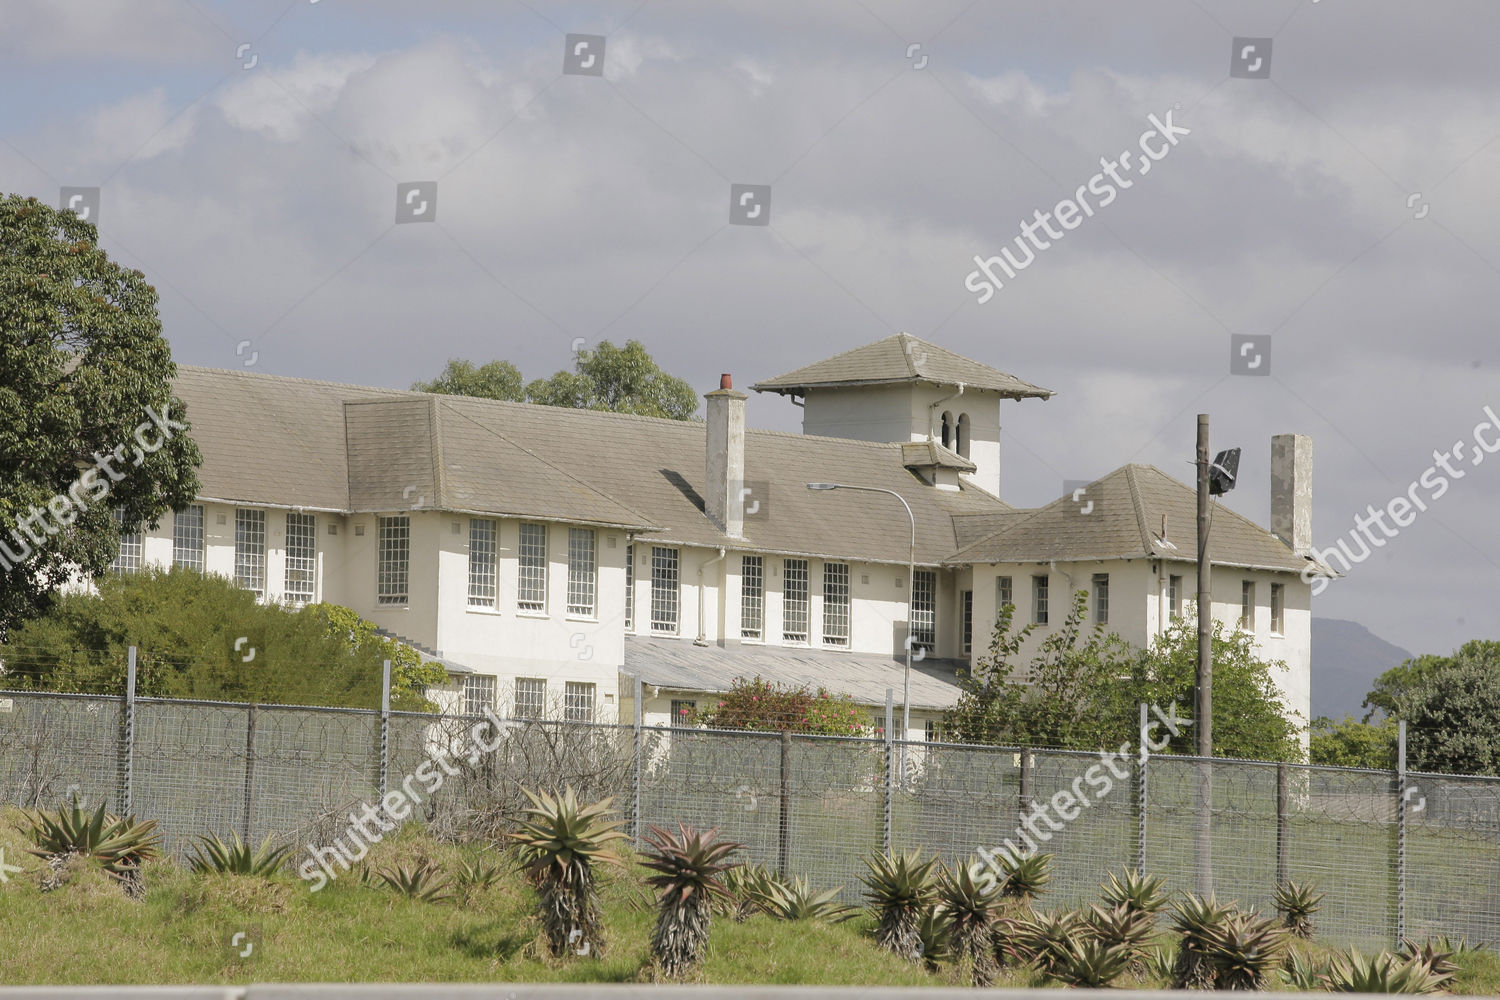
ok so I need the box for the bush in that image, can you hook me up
[689,676,867,736]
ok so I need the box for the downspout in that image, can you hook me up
[926,383,966,441]
[695,547,728,646]
[1048,559,1076,605]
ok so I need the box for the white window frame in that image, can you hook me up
[284,512,317,603]
[110,508,142,575]
[377,515,410,606]
[997,575,1012,611]
[567,528,597,618]
[515,677,546,720]
[650,546,680,634]
[234,509,266,596]
[564,681,596,723]
[822,562,850,647]
[961,589,973,654]
[173,505,204,571]
[911,570,936,650]
[740,555,764,640]
[1032,574,1049,626]
[1241,579,1256,631]
[624,543,635,631]
[463,675,496,716]
[1270,582,1285,635]
[468,518,497,608]
[782,558,809,643]
[1169,574,1183,620]
[517,522,548,613]
[1092,572,1109,626]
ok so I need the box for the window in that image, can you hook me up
[564,682,596,722]
[956,413,971,459]
[284,512,317,602]
[467,519,497,607]
[783,558,809,642]
[911,570,936,650]
[567,528,596,617]
[1033,574,1049,625]
[110,508,142,574]
[650,546,679,633]
[925,719,942,742]
[517,523,548,612]
[1169,574,1183,619]
[670,699,697,725]
[997,575,1013,610]
[1241,580,1256,630]
[624,544,635,631]
[377,515,409,605]
[172,505,204,571]
[234,509,266,595]
[822,562,850,646]
[463,675,496,716]
[940,410,953,448]
[515,678,545,719]
[1271,582,1285,635]
[740,555,763,639]
[961,589,973,654]
[1092,573,1109,625]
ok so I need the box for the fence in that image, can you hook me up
[1,670,1497,952]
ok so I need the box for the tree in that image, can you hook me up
[1310,715,1397,769]
[0,194,201,635]
[0,567,445,709]
[411,358,525,401]
[945,592,1304,762]
[1385,641,1500,776]
[1362,653,1450,721]
[689,676,867,736]
[415,340,699,420]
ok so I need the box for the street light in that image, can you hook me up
[806,482,917,755]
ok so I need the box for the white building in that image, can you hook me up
[115,333,1324,739]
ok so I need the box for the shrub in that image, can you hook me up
[689,676,867,736]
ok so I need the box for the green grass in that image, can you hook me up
[2,805,1496,990]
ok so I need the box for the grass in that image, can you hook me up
[2,805,1497,990]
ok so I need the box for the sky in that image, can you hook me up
[3,0,1497,659]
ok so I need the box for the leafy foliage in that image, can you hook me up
[508,786,628,958]
[641,823,742,978]
[689,676,867,736]
[415,340,699,420]
[188,831,292,877]
[2,568,443,708]
[860,849,941,961]
[0,193,202,636]
[1311,714,1398,769]
[1381,641,1500,776]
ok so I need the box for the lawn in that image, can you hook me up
[0,805,1496,992]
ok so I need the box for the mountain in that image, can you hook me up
[1310,618,1414,721]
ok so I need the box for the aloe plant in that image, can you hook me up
[939,859,1005,985]
[860,849,941,961]
[1325,947,1453,994]
[998,850,1052,903]
[1100,868,1169,915]
[189,831,292,878]
[375,859,454,903]
[640,823,742,978]
[1273,880,1325,939]
[24,799,162,897]
[1203,909,1288,990]
[1170,893,1234,989]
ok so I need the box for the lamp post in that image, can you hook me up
[806,482,917,755]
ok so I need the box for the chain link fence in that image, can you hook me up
[1,684,1496,950]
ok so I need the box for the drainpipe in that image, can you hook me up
[926,383,966,441]
[1049,559,1076,605]
[695,547,728,646]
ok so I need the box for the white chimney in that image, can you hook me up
[1271,433,1312,555]
[705,373,746,539]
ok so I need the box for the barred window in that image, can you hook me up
[517,523,547,612]
[1169,575,1183,620]
[650,546,679,633]
[1271,582,1285,635]
[670,699,696,725]
[110,508,142,574]
[284,512,317,602]
[234,509,266,595]
[740,555,763,639]
[515,677,545,719]
[961,589,973,654]
[1093,573,1110,625]
[997,575,1013,610]
[624,544,635,631]
[925,719,943,742]
[911,570,936,650]
[1241,580,1256,630]
[463,675,496,716]
[172,505,204,571]
[468,518,497,607]
[1032,574,1049,625]
[377,515,409,606]
[564,682,596,722]
[822,562,849,646]
[567,528,596,617]
[783,558,809,643]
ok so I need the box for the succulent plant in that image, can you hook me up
[998,850,1053,903]
[1203,909,1288,990]
[188,831,292,878]
[640,823,742,978]
[375,859,455,903]
[1273,880,1325,939]
[1325,947,1453,994]
[24,799,162,897]
[939,859,1005,985]
[1100,868,1170,916]
[1170,893,1234,989]
[508,786,628,958]
[860,848,941,961]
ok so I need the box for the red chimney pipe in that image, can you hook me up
[719,373,733,390]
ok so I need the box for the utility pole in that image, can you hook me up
[1195,413,1213,896]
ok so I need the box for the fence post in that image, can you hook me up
[633,675,643,844]
[778,730,792,876]
[883,688,894,855]
[1396,719,1408,946]
[1276,762,1289,888]
[1018,745,1032,831]
[1137,703,1149,874]
[121,646,136,814]
[378,659,390,799]
[242,704,258,842]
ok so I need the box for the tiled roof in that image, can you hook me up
[946,464,1316,573]
[750,332,1053,399]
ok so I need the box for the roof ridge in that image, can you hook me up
[1123,465,1154,555]
[428,396,448,511]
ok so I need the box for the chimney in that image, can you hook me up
[705,373,747,539]
[1270,433,1312,555]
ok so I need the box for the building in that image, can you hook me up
[112,333,1325,737]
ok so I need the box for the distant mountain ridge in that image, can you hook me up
[1311,618,1414,721]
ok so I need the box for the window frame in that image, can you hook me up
[467,518,498,609]
[515,677,546,720]
[822,561,850,647]
[110,508,143,575]
[1169,574,1183,620]
[1092,572,1109,626]
[1270,582,1285,635]
[1240,579,1256,631]
[961,589,973,654]
[172,505,205,571]
[463,675,497,717]
[782,558,810,643]
[740,554,764,640]
[564,681,596,723]
[1032,574,1049,626]
[911,569,936,651]
[284,511,317,603]
[234,508,266,596]
[566,527,597,618]
[650,546,680,634]
[376,515,410,606]
[516,522,548,613]
[624,543,635,632]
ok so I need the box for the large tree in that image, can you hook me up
[0,194,201,635]
[1385,641,1500,776]
[1,567,445,709]
[415,339,699,420]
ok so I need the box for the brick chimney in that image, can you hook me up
[705,373,747,539]
[1271,433,1312,555]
